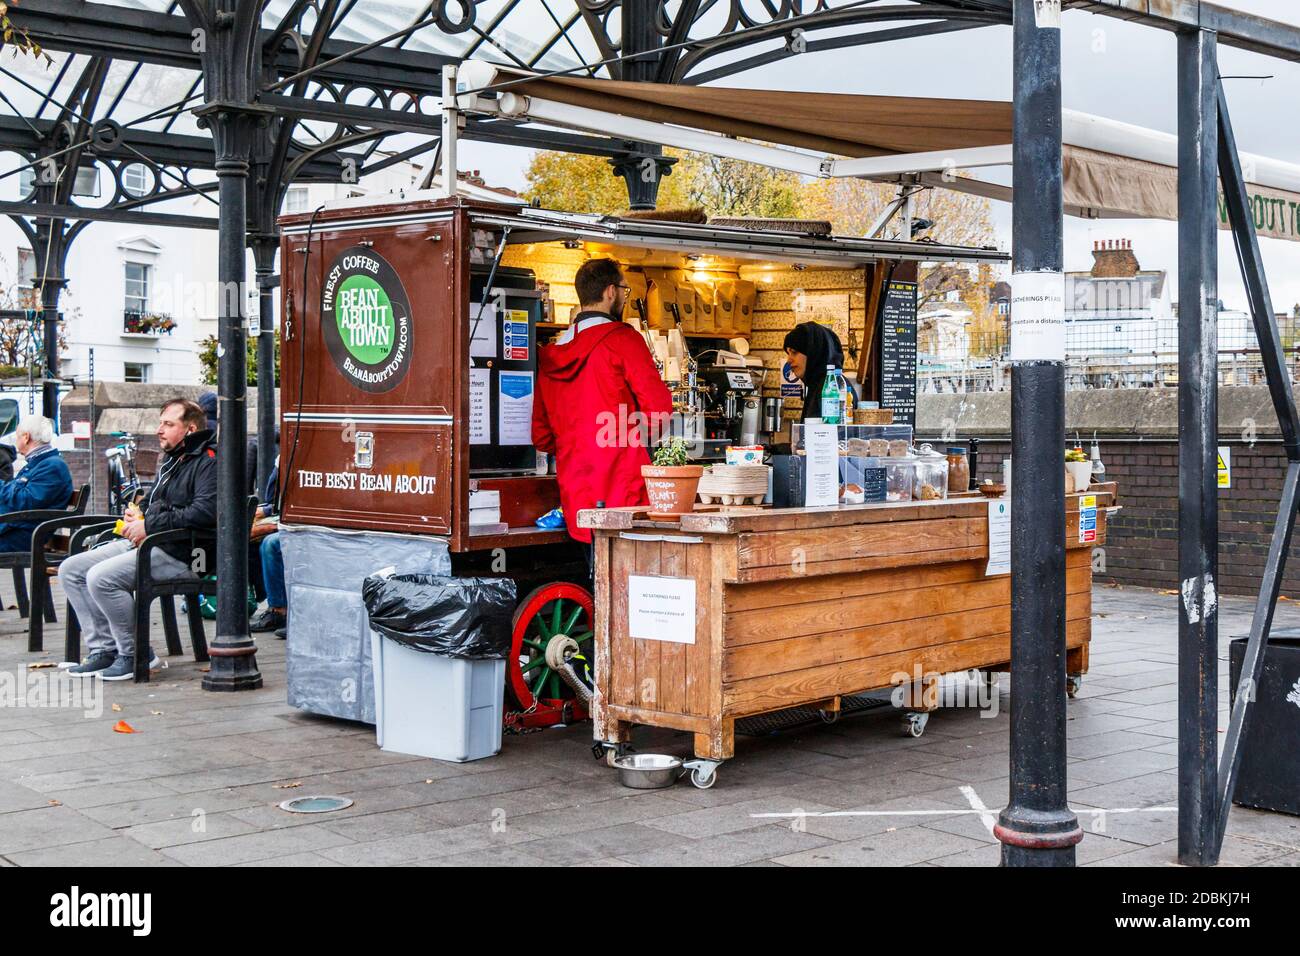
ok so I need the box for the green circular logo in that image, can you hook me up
[336,274,394,364]
[321,246,412,393]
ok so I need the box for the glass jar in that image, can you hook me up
[884,458,915,502]
[946,447,969,494]
[913,444,949,501]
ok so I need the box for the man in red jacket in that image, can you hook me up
[533,258,672,549]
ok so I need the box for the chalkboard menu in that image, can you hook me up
[878,279,918,427]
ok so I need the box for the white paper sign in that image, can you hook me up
[987,497,1011,576]
[804,422,839,507]
[71,420,91,439]
[469,303,497,358]
[469,366,490,445]
[1033,0,1061,28]
[628,574,697,644]
[497,370,534,446]
[1010,271,1066,363]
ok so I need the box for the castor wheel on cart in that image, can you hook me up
[903,712,929,738]
[1066,674,1083,699]
[594,741,633,767]
[682,759,721,789]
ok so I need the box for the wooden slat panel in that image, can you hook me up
[633,539,663,711]
[1065,506,1108,550]
[591,532,614,738]
[727,546,1091,612]
[724,583,1093,682]
[726,565,1087,647]
[729,574,1007,646]
[657,540,688,716]
[707,543,735,733]
[737,516,983,569]
[732,545,989,582]
[609,538,637,708]
[1068,581,1092,620]
[687,538,712,716]
[605,705,710,735]
[723,619,1091,717]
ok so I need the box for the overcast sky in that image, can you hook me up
[463,0,1300,313]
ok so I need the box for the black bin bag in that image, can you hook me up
[362,574,517,660]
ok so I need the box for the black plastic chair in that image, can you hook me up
[27,500,119,652]
[0,483,92,629]
[61,496,258,682]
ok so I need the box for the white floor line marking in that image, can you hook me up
[960,785,998,835]
[751,806,1177,820]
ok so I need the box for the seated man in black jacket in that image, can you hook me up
[62,398,217,680]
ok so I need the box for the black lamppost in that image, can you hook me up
[186,0,265,691]
[996,0,1080,867]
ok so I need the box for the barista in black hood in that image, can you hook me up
[783,321,857,422]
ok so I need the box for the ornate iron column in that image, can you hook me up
[610,0,675,209]
[996,0,1079,867]
[188,0,266,691]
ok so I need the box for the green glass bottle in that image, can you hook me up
[820,365,840,424]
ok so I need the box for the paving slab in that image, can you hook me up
[1,582,1297,866]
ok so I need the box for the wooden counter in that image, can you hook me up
[579,485,1115,764]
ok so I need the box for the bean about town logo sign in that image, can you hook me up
[321,246,412,392]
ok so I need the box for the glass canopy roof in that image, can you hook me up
[0,0,989,210]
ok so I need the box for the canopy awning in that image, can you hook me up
[458,66,1300,243]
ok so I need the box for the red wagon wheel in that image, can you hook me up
[508,582,595,714]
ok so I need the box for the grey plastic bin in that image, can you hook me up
[369,630,505,762]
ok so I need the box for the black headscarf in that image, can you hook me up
[784,321,846,422]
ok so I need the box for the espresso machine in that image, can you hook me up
[681,363,777,459]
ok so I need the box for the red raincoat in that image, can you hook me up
[533,316,672,543]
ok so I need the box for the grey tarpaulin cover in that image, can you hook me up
[363,575,515,659]
[281,525,451,724]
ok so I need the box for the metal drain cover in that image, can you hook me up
[279,795,354,814]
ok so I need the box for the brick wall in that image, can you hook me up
[945,435,1300,598]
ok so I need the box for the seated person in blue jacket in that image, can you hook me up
[0,415,74,553]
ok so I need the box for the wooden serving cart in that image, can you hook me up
[580,486,1114,787]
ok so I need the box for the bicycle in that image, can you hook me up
[105,431,146,515]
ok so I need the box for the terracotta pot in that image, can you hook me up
[641,464,704,516]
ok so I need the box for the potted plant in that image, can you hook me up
[642,437,704,516]
[1065,447,1091,493]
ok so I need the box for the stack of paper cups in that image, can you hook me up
[667,328,686,361]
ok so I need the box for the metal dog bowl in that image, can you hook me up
[613,753,683,789]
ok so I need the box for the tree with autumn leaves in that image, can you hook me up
[523,149,1005,356]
